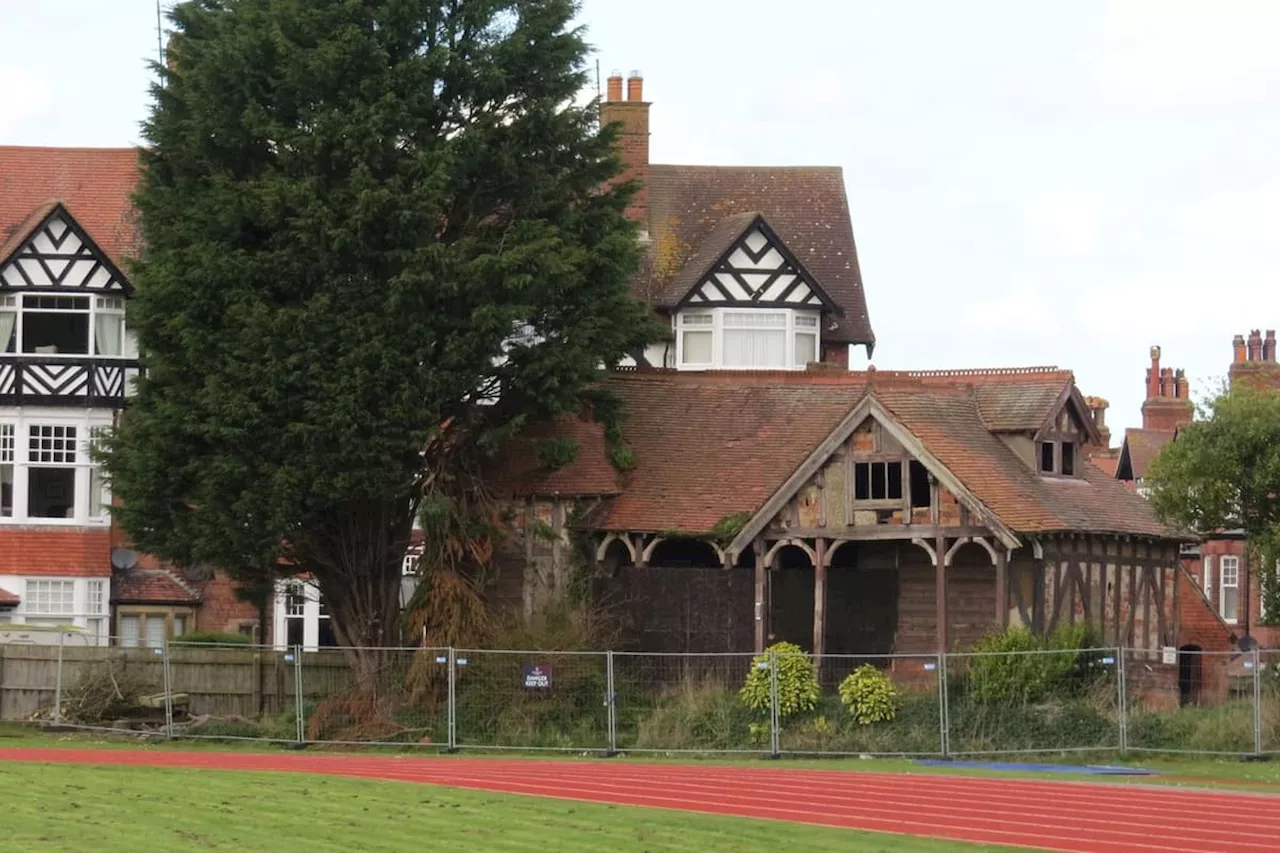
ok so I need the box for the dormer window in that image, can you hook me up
[676,308,821,370]
[1038,440,1077,477]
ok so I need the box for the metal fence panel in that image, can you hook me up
[453,649,609,751]
[299,645,448,748]
[775,652,944,757]
[610,652,761,753]
[1123,647,1256,755]
[164,641,300,743]
[1262,648,1280,755]
[944,647,1122,756]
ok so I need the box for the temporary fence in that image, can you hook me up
[5,635,1279,760]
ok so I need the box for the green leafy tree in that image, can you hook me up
[1146,383,1280,625]
[104,0,658,684]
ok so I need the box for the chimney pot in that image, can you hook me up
[1248,329,1263,361]
[1233,334,1247,363]
[606,70,623,103]
[626,71,643,102]
[1146,345,1161,399]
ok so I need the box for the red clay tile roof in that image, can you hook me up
[1089,451,1120,479]
[0,146,141,265]
[0,585,18,607]
[640,166,873,347]
[112,569,201,605]
[488,410,621,497]
[503,367,1177,541]
[1117,428,1176,481]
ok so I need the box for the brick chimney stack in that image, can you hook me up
[1265,330,1277,362]
[1084,396,1111,448]
[1233,334,1247,363]
[1142,344,1194,431]
[1229,328,1280,388]
[600,67,650,230]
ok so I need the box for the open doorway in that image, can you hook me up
[1178,645,1203,707]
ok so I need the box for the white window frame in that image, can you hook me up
[0,422,13,519]
[24,579,75,616]
[0,411,112,526]
[4,293,132,359]
[674,308,822,371]
[1219,555,1240,624]
[1203,555,1214,597]
[273,579,335,651]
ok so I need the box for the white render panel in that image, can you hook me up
[743,229,768,253]
[0,213,127,292]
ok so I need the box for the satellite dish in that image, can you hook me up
[109,548,140,571]
[1239,634,1258,652]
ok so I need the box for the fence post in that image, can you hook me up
[605,650,617,757]
[1253,646,1263,759]
[1116,647,1128,756]
[934,653,946,757]
[294,644,305,746]
[53,630,65,723]
[447,647,458,752]
[162,640,174,740]
[768,650,780,758]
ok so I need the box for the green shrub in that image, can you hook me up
[173,631,252,645]
[839,664,898,725]
[740,642,818,718]
[632,683,757,751]
[965,624,1105,705]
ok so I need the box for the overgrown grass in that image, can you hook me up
[0,762,1018,853]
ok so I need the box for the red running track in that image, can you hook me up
[2,748,1277,853]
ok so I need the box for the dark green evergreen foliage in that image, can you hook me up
[103,0,659,671]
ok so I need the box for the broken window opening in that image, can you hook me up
[854,461,903,502]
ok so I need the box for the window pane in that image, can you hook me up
[1221,587,1239,622]
[794,332,817,367]
[681,330,713,364]
[854,462,870,500]
[94,313,124,356]
[28,467,76,518]
[145,616,165,649]
[681,312,713,327]
[121,616,141,647]
[1039,442,1055,473]
[21,310,89,355]
[871,462,887,499]
[0,463,11,518]
[25,580,74,615]
[1061,443,1075,476]
[174,616,187,638]
[723,329,785,367]
[723,312,786,328]
[0,308,14,353]
[887,462,903,500]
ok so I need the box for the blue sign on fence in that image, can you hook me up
[435,656,447,665]
[923,662,937,671]
[523,665,552,690]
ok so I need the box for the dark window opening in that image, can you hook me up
[648,538,721,568]
[21,297,90,355]
[1039,442,1055,473]
[28,467,75,518]
[909,461,931,508]
[285,616,304,648]
[854,461,903,501]
[1061,442,1075,476]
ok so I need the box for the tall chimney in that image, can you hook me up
[1248,329,1263,361]
[599,66,650,228]
[1175,369,1189,399]
[1233,334,1247,363]
[1160,366,1174,397]
[1145,345,1161,399]
[1266,330,1277,362]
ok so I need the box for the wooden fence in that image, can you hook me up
[0,644,365,721]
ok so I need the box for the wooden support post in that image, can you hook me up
[995,547,1009,630]
[1032,556,1046,635]
[935,533,948,653]
[753,540,766,654]
[813,539,827,664]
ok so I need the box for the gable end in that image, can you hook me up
[0,203,132,295]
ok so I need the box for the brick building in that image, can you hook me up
[1115,333,1280,654]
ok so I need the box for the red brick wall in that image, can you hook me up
[820,342,849,368]
[193,569,261,638]
[0,526,111,576]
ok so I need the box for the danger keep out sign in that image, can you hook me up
[523,665,552,690]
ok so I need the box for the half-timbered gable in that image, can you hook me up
[0,203,132,294]
[497,367,1190,660]
[599,72,874,370]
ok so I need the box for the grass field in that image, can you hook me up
[0,761,1022,853]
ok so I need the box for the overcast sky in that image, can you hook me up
[2,1,1278,439]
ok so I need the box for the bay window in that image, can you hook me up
[0,415,112,524]
[675,309,822,370]
[0,293,132,357]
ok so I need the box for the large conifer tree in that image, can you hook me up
[106,0,655,678]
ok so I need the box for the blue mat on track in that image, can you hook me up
[915,760,1157,776]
